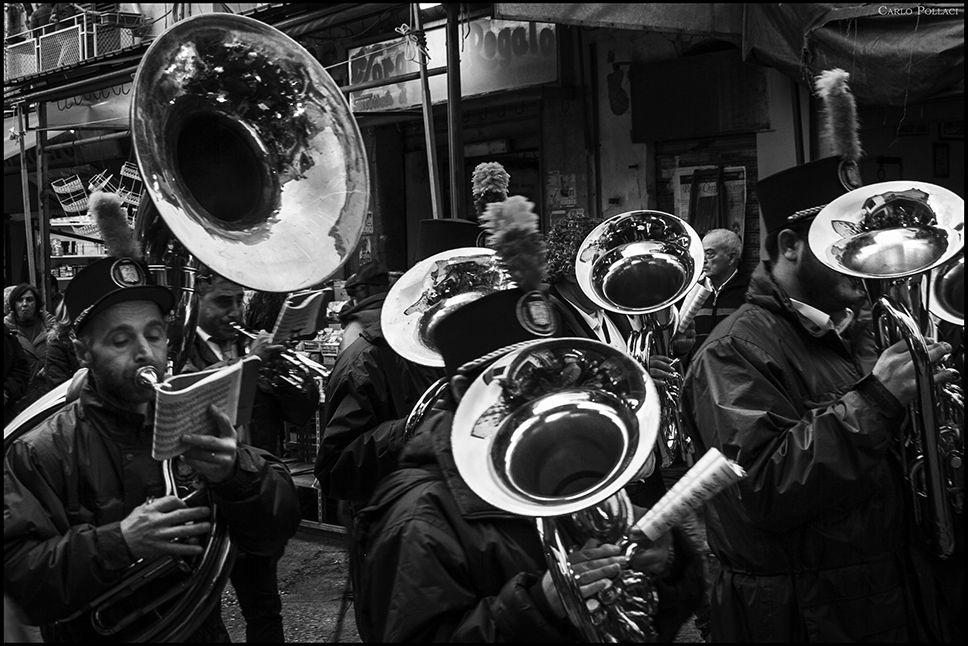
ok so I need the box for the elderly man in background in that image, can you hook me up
[688,228,749,363]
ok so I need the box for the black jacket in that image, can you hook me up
[315,319,442,503]
[3,376,302,641]
[681,262,960,642]
[356,402,703,642]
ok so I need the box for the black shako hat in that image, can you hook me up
[65,256,175,332]
[431,288,558,377]
[756,155,858,234]
[415,218,487,263]
[758,68,864,235]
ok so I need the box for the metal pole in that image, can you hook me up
[414,4,442,219]
[45,130,131,152]
[36,102,50,308]
[18,105,37,288]
[445,4,464,219]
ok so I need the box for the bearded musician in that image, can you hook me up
[3,193,301,642]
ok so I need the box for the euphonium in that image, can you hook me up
[809,181,964,558]
[575,211,705,467]
[452,338,663,642]
[6,11,368,641]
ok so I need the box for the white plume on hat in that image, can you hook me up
[814,68,863,165]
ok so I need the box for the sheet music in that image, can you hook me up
[151,359,245,461]
[271,289,327,344]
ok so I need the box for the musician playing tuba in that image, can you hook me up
[680,69,962,643]
[355,197,704,642]
[2,193,302,642]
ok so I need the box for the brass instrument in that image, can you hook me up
[452,338,662,641]
[382,247,514,367]
[228,321,330,390]
[6,12,367,640]
[809,181,964,558]
[575,211,705,467]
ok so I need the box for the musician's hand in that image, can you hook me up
[672,320,697,357]
[181,405,238,484]
[248,329,285,363]
[120,495,211,560]
[649,354,680,386]
[872,339,953,406]
[540,539,626,620]
[627,528,674,577]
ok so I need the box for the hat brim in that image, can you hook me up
[75,285,175,331]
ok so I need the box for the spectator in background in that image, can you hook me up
[27,3,54,35]
[4,283,55,389]
[685,228,749,367]
[337,261,390,354]
[42,301,80,393]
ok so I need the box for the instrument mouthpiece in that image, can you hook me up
[136,366,159,388]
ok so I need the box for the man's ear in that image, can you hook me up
[776,229,802,262]
[72,337,91,368]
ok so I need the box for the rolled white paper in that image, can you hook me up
[675,282,712,336]
[633,447,746,541]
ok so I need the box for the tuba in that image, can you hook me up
[451,337,663,642]
[809,181,964,558]
[5,12,368,640]
[575,211,705,467]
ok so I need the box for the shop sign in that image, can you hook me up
[347,18,557,112]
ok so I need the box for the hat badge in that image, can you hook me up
[111,258,147,287]
[516,290,556,337]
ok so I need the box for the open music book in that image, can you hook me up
[152,356,261,461]
[271,289,327,344]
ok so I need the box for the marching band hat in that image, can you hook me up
[758,68,866,235]
[432,287,558,377]
[415,218,487,263]
[65,256,174,333]
[756,156,857,234]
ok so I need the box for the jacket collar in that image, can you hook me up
[747,263,851,341]
[78,375,152,445]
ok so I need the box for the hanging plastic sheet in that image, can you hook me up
[742,3,964,106]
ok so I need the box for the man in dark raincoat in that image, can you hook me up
[681,155,962,642]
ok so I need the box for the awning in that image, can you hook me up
[743,3,964,106]
[493,3,742,36]
[4,82,131,162]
